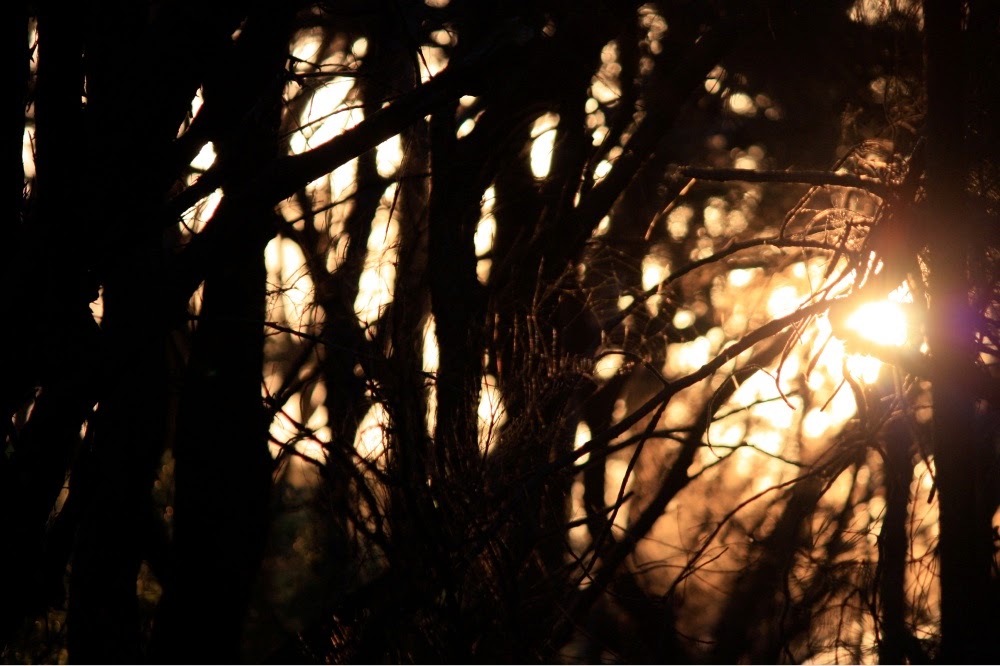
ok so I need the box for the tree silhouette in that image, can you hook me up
[5,1,1000,663]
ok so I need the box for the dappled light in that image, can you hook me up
[189,141,216,171]
[179,187,222,236]
[477,375,506,454]
[268,390,330,464]
[265,236,318,333]
[354,402,390,463]
[353,186,400,334]
[475,186,497,283]
[375,135,402,179]
[9,3,1000,665]
[529,113,560,179]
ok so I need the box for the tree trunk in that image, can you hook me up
[922,1,998,660]
[149,7,293,661]
[877,415,917,665]
[1,3,101,647]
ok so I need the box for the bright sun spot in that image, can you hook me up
[353,186,400,334]
[530,113,560,178]
[574,421,591,464]
[376,134,402,178]
[594,351,623,380]
[767,284,801,318]
[837,297,910,385]
[190,141,216,171]
[478,375,506,454]
[844,301,908,347]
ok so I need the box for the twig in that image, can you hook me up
[670,165,890,199]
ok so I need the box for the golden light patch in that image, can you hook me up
[844,300,908,347]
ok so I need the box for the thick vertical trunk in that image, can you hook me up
[150,7,293,661]
[67,5,251,661]
[151,207,274,662]
[319,147,381,440]
[922,1,997,661]
[428,109,484,475]
[67,21,170,650]
[0,5,103,646]
[67,275,167,663]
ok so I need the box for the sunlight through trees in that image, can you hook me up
[5,1,1000,663]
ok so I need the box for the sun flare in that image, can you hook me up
[844,300,908,347]
[834,295,912,384]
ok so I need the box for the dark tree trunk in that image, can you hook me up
[0,4,101,647]
[67,4,248,661]
[922,1,998,661]
[428,107,485,475]
[878,415,916,665]
[150,207,275,662]
[149,7,294,662]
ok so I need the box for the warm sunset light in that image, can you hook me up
[18,5,993,664]
[844,300,909,347]
[829,286,913,384]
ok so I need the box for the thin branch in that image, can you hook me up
[521,297,845,489]
[604,236,849,333]
[670,165,890,199]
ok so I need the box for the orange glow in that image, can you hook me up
[844,300,908,347]
[839,284,913,383]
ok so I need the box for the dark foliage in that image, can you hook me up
[4,1,1000,663]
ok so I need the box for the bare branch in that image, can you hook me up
[670,165,890,198]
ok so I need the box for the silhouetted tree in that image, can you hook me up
[5,1,999,663]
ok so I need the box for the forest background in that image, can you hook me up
[4,0,1000,663]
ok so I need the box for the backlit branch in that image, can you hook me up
[670,165,891,199]
[604,236,851,333]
